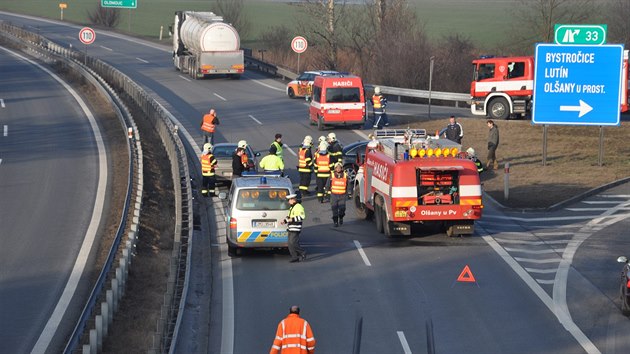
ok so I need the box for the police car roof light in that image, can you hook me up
[260,176,267,184]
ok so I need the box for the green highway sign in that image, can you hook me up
[101,0,137,9]
[554,24,607,45]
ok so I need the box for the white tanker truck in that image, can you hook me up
[172,11,244,79]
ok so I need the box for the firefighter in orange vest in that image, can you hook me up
[270,305,316,354]
[297,135,314,196]
[327,162,348,227]
[200,143,217,197]
[200,108,220,144]
[371,86,388,128]
[314,142,331,203]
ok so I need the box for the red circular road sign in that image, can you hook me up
[291,36,308,54]
[79,27,96,45]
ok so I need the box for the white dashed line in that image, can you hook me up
[397,331,412,354]
[284,144,297,157]
[503,247,559,254]
[100,46,113,51]
[136,57,149,63]
[178,75,191,82]
[3,125,7,137]
[214,93,227,101]
[0,98,5,108]
[536,279,555,285]
[493,238,569,245]
[525,268,558,274]
[513,257,561,264]
[248,115,262,125]
[353,240,371,266]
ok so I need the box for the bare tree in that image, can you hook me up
[298,0,348,70]
[87,6,120,28]
[605,0,630,48]
[215,0,251,39]
[506,0,598,54]
[432,34,476,93]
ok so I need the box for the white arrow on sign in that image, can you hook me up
[560,100,593,117]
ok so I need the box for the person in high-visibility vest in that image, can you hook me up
[259,148,285,174]
[200,108,220,144]
[269,133,284,161]
[281,194,307,263]
[371,86,388,128]
[326,162,348,227]
[297,135,314,195]
[270,305,316,354]
[314,142,331,203]
[200,143,217,197]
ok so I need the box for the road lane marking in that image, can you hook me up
[214,93,227,101]
[397,331,412,354]
[353,240,371,266]
[284,144,297,157]
[251,78,284,91]
[600,194,630,198]
[565,207,616,212]
[494,238,569,245]
[3,125,7,136]
[353,129,370,140]
[536,279,555,284]
[135,57,149,63]
[100,46,113,51]
[582,200,622,204]
[1,46,109,354]
[513,257,561,263]
[248,115,262,125]
[525,268,558,274]
[178,75,191,82]
[482,214,605,222]
[503,247,559,254]
[1,98,5,107]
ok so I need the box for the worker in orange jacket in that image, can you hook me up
[270,305,316,354]
[200,108,220,144]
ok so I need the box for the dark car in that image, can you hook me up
[212,143,260,184]
[341,140,369,184]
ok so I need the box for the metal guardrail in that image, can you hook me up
[244,54,470,106]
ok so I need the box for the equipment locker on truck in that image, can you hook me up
[353,129,483,237]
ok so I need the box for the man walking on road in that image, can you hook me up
[270,305,316,354]
[281,194,307,263]
[486,119,499,170]
[327,162,348,227]
[200,108,219,144]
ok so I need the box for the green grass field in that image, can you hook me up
[0,0,514,50]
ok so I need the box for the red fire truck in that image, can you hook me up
[470,49,629,119]
[353,129,483,237]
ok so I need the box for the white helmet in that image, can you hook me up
[327,132,336,142]
[209,108,215,114]
[466,147,475,156]
[237,140,247,148]
[374,86,381,95]
[203,143,212,152]
[303,135,313,145]
[319,142,328,153]
[318,135,326,143]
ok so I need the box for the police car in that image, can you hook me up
[220,174,294,257]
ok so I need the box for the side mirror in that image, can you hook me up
[218,192,227,200]
[618,256,628,263]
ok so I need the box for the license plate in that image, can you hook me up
[327,109,340,114]
[253,221,276,228]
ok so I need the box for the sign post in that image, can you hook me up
[532,43,623,166]
[291,36,308,73]
[59,3,67,21]
[79,27,96,65]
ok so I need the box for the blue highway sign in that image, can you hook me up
[532,44,624,126]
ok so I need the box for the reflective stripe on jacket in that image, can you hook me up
[330,172,347,194]
[372,94,383,109]
[328,141,343,166]
[315,153,331,177]
[201,113,217,133]
[270,313,315,354]
[298,148,313,173]
[286,203,305,233]
[271,141,284,159]
[201,153,217,176]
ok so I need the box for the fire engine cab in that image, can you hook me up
[353,129,483,237]
[470,49,629,119]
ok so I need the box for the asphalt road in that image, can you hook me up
[2,12,629,354]
[0,44,106,353]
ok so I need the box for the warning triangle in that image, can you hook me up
[457,265,476,283]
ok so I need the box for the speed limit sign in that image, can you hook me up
[79,27,96,45]
[291,36,308,54]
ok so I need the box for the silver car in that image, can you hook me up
[221,175,294,257]
[211,143,260,184]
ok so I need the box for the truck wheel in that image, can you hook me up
[230,74,241,80]
[353,185,372,220]
[288,88,295,98]
[489,97,510,120]
[374,198,384,233]
[383,212,393,238]
[446,225,455,237]
[317,116,324,131]
[228,245,239,257]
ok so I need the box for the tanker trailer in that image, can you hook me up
[172,11,244,79]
